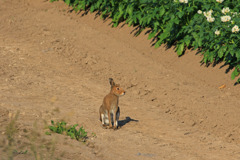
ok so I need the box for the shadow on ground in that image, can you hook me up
[119,116,139,127]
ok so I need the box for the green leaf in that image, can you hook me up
[209,53,214,63]
[126,6,133,16]
[127,20,133,26]
[153,21,159,28]
[231,69,237,80]
[231,66,240,80]
[237,78,240,84]
[79,1,86,10]
[197,38,202,47]
[174,18,180,24]
[184,36,191,47]
[192,32,198,40]
[90,5,95,12]
[65,0,70,6]
[176,43,185,56]
[147,17,152,25]
[45,131,51,135]
[148,31,157,40]
[113,22,118,27]
[218,50,224,58]
[236,49,240,61]
[154,40,162,48]
[218,46,227,58]
[68,133,75,139]
[159,31,169,42]
[159,7,165,17]
[49,126,56,132]
[203,51,209,63]
[176,11,184,18]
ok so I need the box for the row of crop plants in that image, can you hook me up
[50,0,240,83]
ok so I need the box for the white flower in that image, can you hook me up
[203,10,213,17]
[203,12,206,16]
[232,25,239,33]
[221,15,231,22]
[179,0,188,3]
[216,0,224,3]
[231,12,238,17]
[222,7,230,15]
[198,10,202,14]
[203,10,215,23]
[215,30,220,35]
[207,16,215,22]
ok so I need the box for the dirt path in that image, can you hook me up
[1,0,240,160]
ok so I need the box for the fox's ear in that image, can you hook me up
[109,78,115,87]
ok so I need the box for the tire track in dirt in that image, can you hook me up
[1,0,240,160]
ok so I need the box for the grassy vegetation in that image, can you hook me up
[3,111,20,160]
[1,111,89,160]
[0,112,59,160]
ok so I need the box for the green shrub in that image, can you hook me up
[50,0,240,83]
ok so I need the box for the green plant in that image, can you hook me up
[49,0,240,83]
[3,111,20,160]
[28,121,58,160]
[48,121,67,134]
[12,149,28,155]
[47,120,88,142]
[91,132,97,138]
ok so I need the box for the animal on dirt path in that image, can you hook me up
[99,78,126,129]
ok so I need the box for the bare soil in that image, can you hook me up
[0,0,240,160]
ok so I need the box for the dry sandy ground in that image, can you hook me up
[0,0,240,160]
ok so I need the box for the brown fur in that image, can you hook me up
[99,78,125,129]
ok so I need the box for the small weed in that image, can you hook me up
[91,132,97,138]
[6,112,19,146]
[47,120,88,142]
[45,131,51,135]
[13,149,28,155]
[48,121,66,134]
[4,111,20,160]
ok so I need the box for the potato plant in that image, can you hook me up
[50,0,240,83]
